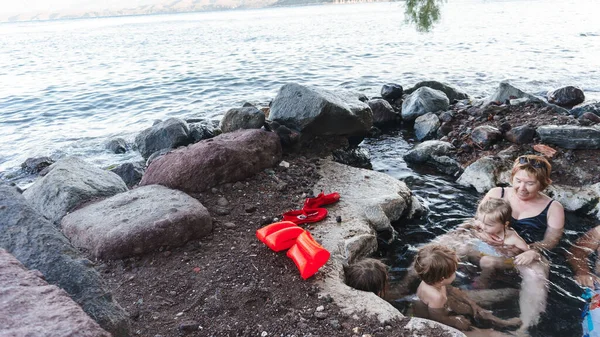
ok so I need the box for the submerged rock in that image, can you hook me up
[135,118,192,159]
[404,80,469,102]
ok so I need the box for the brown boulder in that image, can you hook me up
[0,249,111,337]
[140,129,282,193]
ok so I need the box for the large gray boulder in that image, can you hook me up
[401,87,449,122]
[0,249,112,337]
[219,106,265,133]
[537,125,600,149]
[0,184,130,336]
[268,83,373,136]
[62,185,212,260]
[135,118,192,159]
[404,80,469,102]
[404,140,463,177]
[23,157,128,224]
[480,81,568,114]
[140,129,282,193]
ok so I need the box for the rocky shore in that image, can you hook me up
[1,80,599,337]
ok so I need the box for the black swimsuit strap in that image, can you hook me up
[501,187,505,198]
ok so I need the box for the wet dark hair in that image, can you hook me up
[344,258,389,297]
[414,245,458,285]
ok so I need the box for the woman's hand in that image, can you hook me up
[513,249,540,266]
[574,273,600,288]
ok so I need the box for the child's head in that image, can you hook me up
[414,245,458,286]
[476,198,512,234]
[344,258,389,297]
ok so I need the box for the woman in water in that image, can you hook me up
[481,154,565,331]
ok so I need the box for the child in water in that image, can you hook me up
[345,255,521,333]
[466,197,531,288]
[413,245,522,332]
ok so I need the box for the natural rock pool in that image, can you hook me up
[363,131,599,336]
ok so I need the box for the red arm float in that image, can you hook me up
[263,226,305,252]
[286,230,330,279]
[256,221,298,243]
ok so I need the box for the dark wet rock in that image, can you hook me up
[403,140,462,177]
[62,185,212,260]
[140,129,282,193]
[579,112,600,124]
[266,121,301,148]
[439,110,454,123]
[332,147,372,170]
[537,125,600,149]
[414,112,440,141]
[438,122,453,137]
[480,81,568,114]
[470,125,502,148]
[21,156,54,174]
[220,106,266,133]
[504,125,536,144]
[22,157,128,224]
[146,148,172,166]
[268,83,372,137]
[189,122,216,143]
[499,122,512,134]
[547,85,585,107]
[135,118,192,160]
[380,83,403,101]
[110,162,145,187]
[105,138,128,154]
[570,101,600,118]
[368,126,383,138]
[367,98,399,127]
[0,249,112,337]
[404,80,469,102]
[0,184,130,336]
[401,87,449,122]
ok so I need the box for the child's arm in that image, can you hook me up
[506,230,530,253]
[427,293,472,331]
[567,226,600,288]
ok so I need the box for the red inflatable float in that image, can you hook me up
[256,221,303,252]
[286,230,330,280]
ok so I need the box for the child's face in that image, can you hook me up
[477,216,506,236]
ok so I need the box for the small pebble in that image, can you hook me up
[316,305,325,312]
[224,222,237,229]
[314,312,328,319]
[336,216,342,223]
[261,332,268,337]
[175,312,184,317]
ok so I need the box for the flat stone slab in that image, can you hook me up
[62,185,212,260]
[307,161,461,335]
[0,249,111,337]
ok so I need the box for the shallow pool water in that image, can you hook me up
[361,131,598,337]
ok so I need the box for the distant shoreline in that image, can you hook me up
[1,0,394,24]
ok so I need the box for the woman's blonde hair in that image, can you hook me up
[344,258,389,297]
[511,155,552,190]
[414,245,458,285]
[476,197,512,225]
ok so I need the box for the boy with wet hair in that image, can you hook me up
[344,258,388,297]
[413,245,522,332]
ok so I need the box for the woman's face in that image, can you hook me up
[512,169,542,200]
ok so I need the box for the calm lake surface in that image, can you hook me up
[1,1,599,335]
